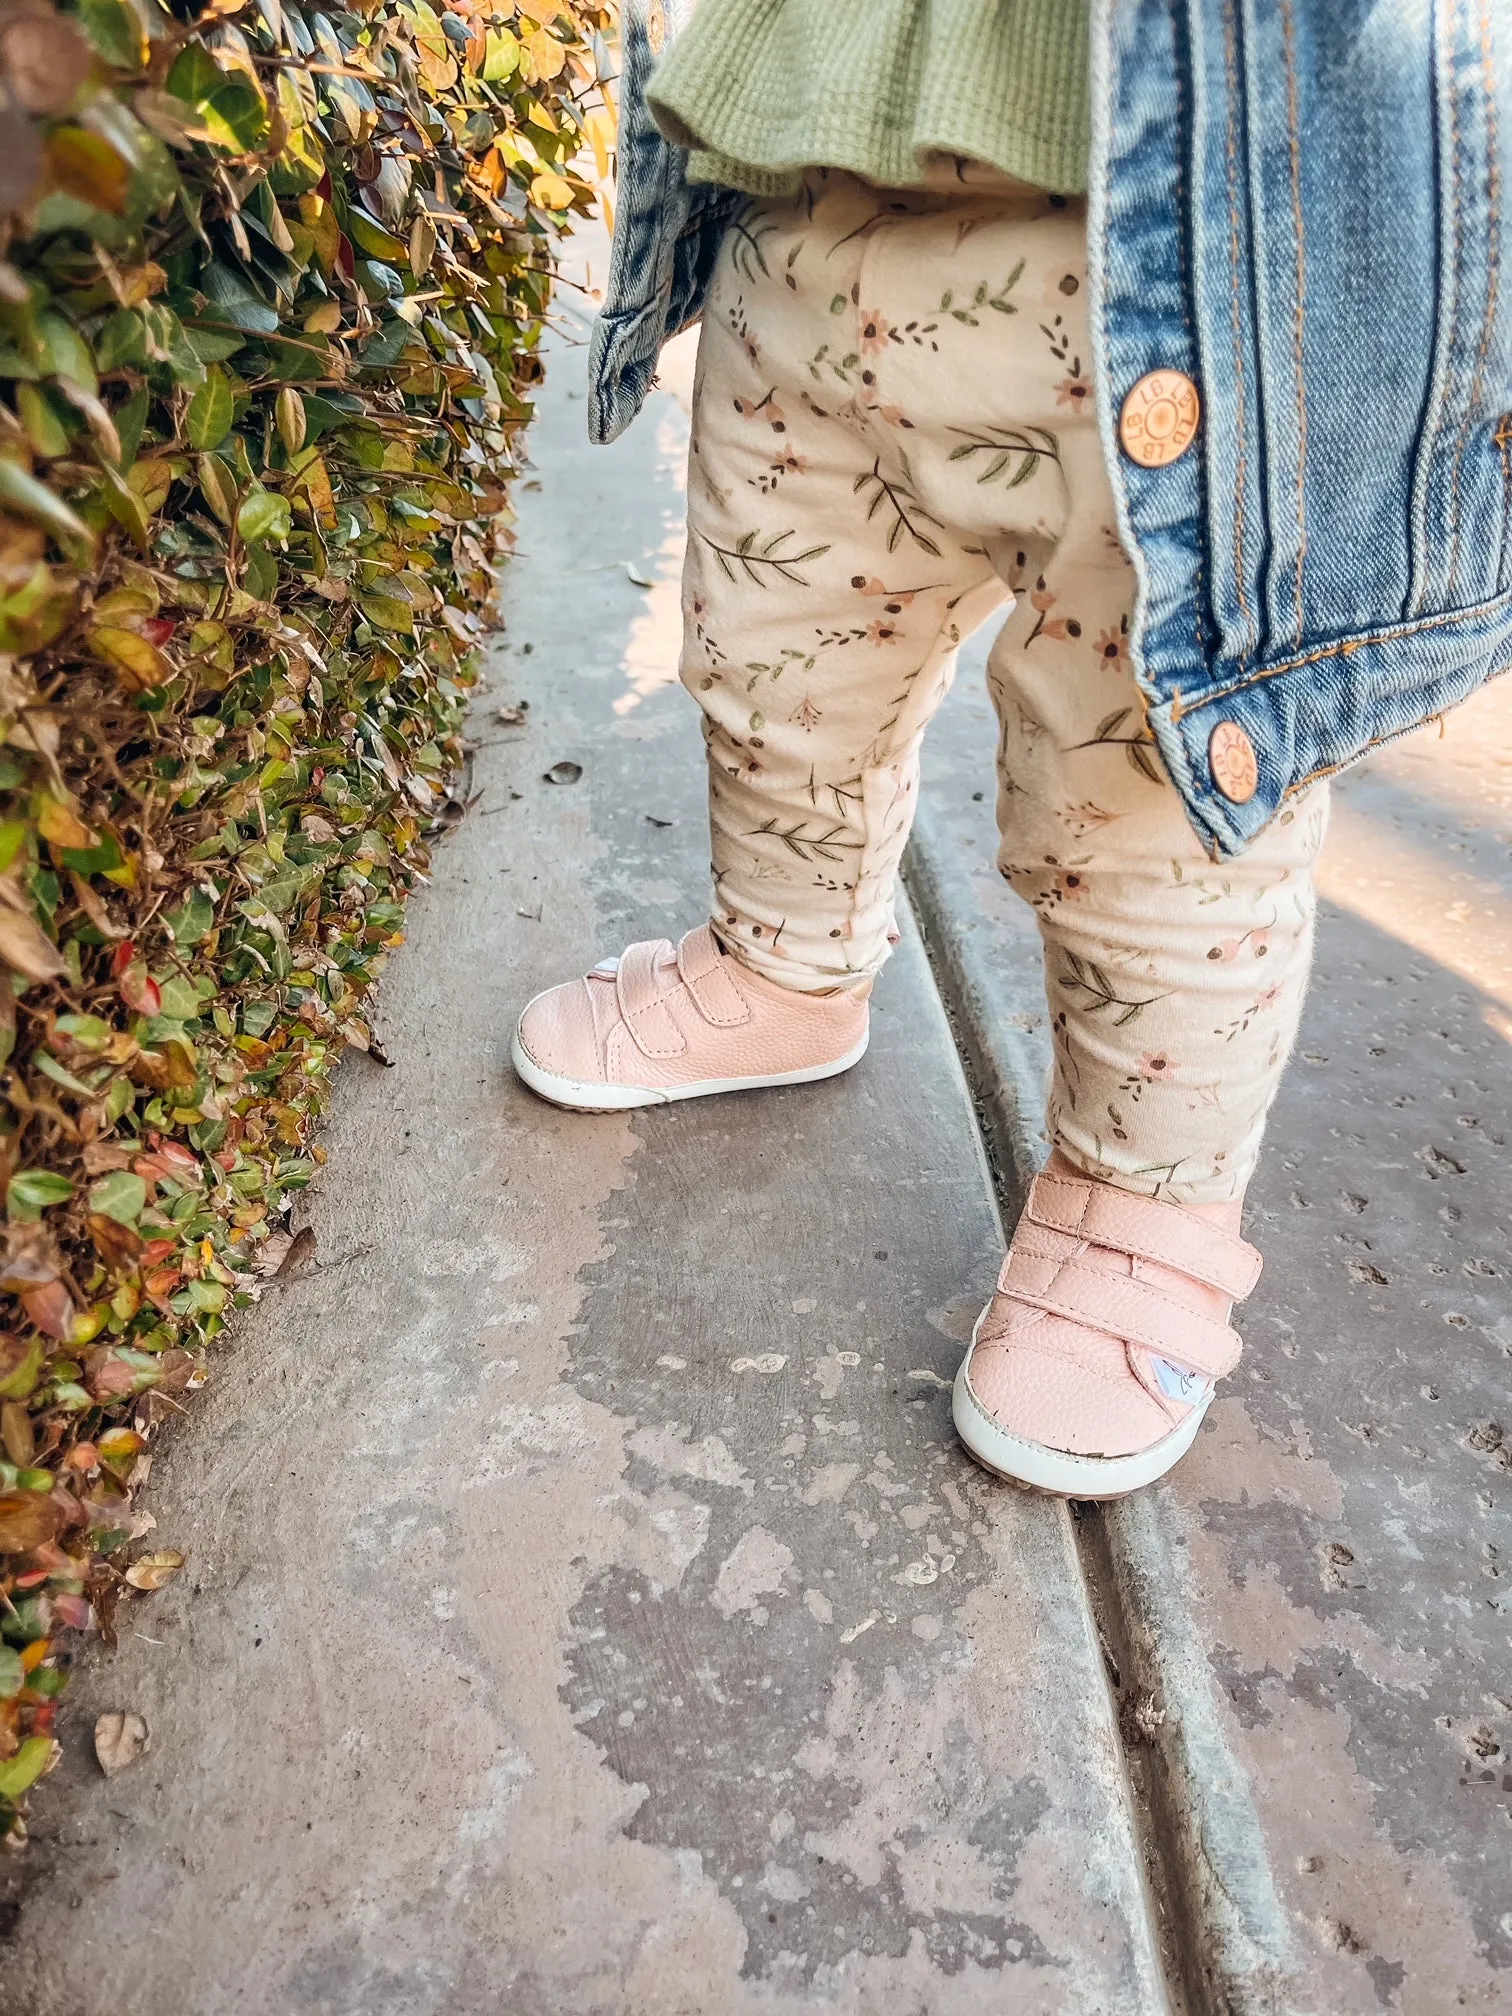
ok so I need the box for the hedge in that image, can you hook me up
[0,0,612,1838]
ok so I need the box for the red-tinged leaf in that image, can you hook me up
[85,1353,136,1400]
[141,618,176,647]
[21,1278,75,1342]
[51,1593,93,1631]
[139,1238,177,1265]
[119,960,160,1016]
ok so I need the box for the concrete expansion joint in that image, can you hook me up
[902,817,1305,2016]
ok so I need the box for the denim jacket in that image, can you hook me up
[590,0,1512,859]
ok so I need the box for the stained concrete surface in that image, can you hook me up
[916,644,1512,2013]
[0,281,1171,2013]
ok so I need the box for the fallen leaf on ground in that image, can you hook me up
[274,1226,319,1280]
[645,814,673,828]
[625,562,652,587]
[543,761,581,785]
[95,1711,150,1777]
[495,704,529,726]
[124,1549,185,1591]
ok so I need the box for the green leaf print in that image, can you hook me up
[699,528,832,587]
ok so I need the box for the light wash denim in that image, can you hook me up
[590,0,1512,858]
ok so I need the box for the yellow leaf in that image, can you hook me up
[582,106,614,185]
[529,168,574,211]
[298,191,340,273]
[126,458,174,515]
[302,300,342,335]
[88,624,171,691]
[276,387,306,457]
[45,126,130,216]
[36,795,95,850]
[524,24,566,79]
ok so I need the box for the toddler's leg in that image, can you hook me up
[953,411,1329,1498]
[985,434,1329,1204]
[680,182,1008,993]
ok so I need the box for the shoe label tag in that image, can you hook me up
[1150,1356,1210,1404]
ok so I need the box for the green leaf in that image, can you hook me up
[0,1737,54,1802]
[6,1169,75,1221]
[88,1171,148,1225]
[185,365,233,450]
[0,458,94,554]
[76,0,142,67]
[198,263,279,335]
[166,44,224,104]
[157,975,201,1019]
[0,1647,24,1701]
[115,383,150,468]
[164,885,215,945]
[236,488,292,545]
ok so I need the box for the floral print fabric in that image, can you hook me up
[680,166,1329,1204]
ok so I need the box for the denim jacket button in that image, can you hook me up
[1119,370,1201,467]
[1209,720,1260,802]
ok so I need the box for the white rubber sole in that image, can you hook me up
[510,1023,870,1112]
[951,1307,1209,1500]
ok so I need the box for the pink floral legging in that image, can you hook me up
[679,165,1329,1205]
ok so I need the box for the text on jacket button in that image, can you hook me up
[1119,370,1201,467]
[1208,720,1260,803]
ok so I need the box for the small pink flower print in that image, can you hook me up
[1207,937,1242,962]
[876,403,910,427]
[859,310,891,354]
[1024,578,1081,646]
[851,574,939,609]
[1250,928,1271,958]
[733,391,786,432]
[1053,868,1090,902]
[1093,624,1129,672]
[790,695,822,731]
[772,447,807,477]
[1137,1050,1179,1082]
[1257,983,1283,1012]
[866,618,899,646]
[1054,373,1092,411]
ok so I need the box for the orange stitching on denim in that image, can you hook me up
[1279,0,1309,647]
[1175,584,1512,713]
[1221,0,1255,654]
[1284,654,1512,793]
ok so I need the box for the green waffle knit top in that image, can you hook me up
[646,0,1091,199]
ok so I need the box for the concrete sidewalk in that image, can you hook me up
[3,242,1509,2016]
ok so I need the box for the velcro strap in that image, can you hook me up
[615,939,686,1058]
[677,928,751,1028]
[1027,1171,1262,1300]
[1000,1249,1244,1381]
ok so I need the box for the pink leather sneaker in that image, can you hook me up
[953,1152,1262,1498]
[512,923,870,1111]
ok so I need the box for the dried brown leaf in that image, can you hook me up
[123,1548,185,1592]
[94,1711,150,1777]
